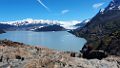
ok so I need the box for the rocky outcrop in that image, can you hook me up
[69,0,120,57]
[0,30,5,34]
[0,40,119,68]
[83,50,108,60]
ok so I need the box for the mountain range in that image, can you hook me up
[0,19,85,31]
[69,0,120,57]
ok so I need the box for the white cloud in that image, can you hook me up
[59,20,81,29]
[37,0,50,11]
[61,10,69,14]
[93,2,105,9]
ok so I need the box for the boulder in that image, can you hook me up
[70,52,82,57]
[84,50,108,60]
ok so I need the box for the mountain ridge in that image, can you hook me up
[69,0,120,58]
[0,19,81,30]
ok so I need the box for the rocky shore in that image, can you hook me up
[0,39,120,68]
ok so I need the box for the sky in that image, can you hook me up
[0,0,111,21]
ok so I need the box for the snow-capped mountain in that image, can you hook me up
[101,0,120,13]
[107,0,120,10]
[1,18,60,26]
[0,18,81,31]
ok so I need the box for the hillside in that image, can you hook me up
[0,40,119,68]
[69,0,120,57]
[34,25,66,32]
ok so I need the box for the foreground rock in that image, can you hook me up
[0,40,119,68]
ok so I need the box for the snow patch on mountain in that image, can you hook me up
[0,18,81,29]
[105,0,120,11]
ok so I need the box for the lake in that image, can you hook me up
[0,31,86,52]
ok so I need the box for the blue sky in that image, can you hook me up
[0,0,111,21]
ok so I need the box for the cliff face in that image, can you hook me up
[69,0,120,56]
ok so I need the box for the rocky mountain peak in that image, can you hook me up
[113,0,120,3]
[105,0,120,11]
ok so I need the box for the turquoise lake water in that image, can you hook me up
[0,31,86,51]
